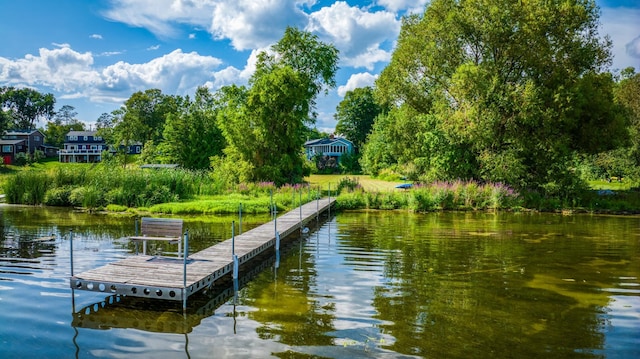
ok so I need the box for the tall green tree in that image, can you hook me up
[43,105,85,147]
[219,27,339,185]
[0,86,55,129]
[161,87,225,170]
[117,89,178,144]
[334,87,385,151]
[53,105,78,125]
[615,68,640,169]
[375,0,622,192]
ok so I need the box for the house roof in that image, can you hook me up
[0,139,26,145]
[4,129,42,136]
[304,137,353,147]
[67,131,98,136]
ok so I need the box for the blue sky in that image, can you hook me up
[0,0,638,132]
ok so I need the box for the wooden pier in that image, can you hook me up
[70,197,334,304]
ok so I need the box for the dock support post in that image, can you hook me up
[232,221,238,279]
[328,183,331,218]
[299,188,302,233]
[69,230,74,277]
[183,229,189,312]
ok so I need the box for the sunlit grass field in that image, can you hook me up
[305,174,405,192]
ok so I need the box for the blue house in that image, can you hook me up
[304,135,354,162]
[59,130,142,163]
[59,131,108,163]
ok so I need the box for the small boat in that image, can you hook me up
[395,183,413,189]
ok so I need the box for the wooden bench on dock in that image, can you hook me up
[130,217,184,257]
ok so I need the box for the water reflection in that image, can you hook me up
[1,206,639,358]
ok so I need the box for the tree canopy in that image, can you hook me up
[219,27,339,185]
[374,0,624,192]
[0,86,55,130]
[334,87,385,151]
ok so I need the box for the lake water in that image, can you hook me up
[0,205,638,358]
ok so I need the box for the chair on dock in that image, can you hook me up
[129,217,184,257]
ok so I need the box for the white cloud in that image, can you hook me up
[103,0,214,38]
[377,0,427,13]
[337,72,378,97]
[307,2,399,70]
[0,45,231,107]
[147,44,161,51]
[626,35,640,59]
[209,0,309,50]
[99,49,223,94]
[90,34,103,40]
[0,46,99,92]
[99,51,123,56]
[600,6,640,72]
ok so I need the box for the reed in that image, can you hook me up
[336,180,521,212]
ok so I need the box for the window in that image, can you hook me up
[34,135,41,142]
[69,135,78,141]
[84,136,88,141]
[136,146,141,154]
[2,145,11,153]
[94,136,102,141]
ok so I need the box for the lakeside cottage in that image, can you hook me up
[0,129,52,164]
[304,135,354,163]
[59,130,142,163]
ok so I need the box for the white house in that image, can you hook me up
[304,135,354,162]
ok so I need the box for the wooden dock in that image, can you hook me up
[70,197,334,303]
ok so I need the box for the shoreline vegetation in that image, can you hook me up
[2,162,639,216]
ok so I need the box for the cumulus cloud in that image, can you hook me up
[377,0,427,13]
[626,35,640,59]
[337,72,378,96]
[210,0,309,50]
[103,0,214,38]
[90,34,103,39]
[599,6,640,71]
[307,2,399,70]
[0,46,99,91]
[0,45,233,106]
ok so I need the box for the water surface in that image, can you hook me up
[0,206,638,358]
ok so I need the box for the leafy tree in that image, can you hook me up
[43,120,85,148]
[257,26,339,122]
[615,68,640,171]
[334,87,385,151]
[161,87,225,170]
[43,105,84,147]
[53,105,78,125]
[375,0,622,193]
[96,112,116,130]
[219,27,339,185]
[361,105,476,180]
[0,86,55,129]
[117,89,178,144]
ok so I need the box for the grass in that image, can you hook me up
[305,174,404,192]
[3,161,639,213]
[588,179,634,191]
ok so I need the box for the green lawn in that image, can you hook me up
[588,179,634,191]
[305,174,405,192]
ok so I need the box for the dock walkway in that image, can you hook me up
[70,197,334,303]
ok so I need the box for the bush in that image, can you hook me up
[44,187,73,206]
